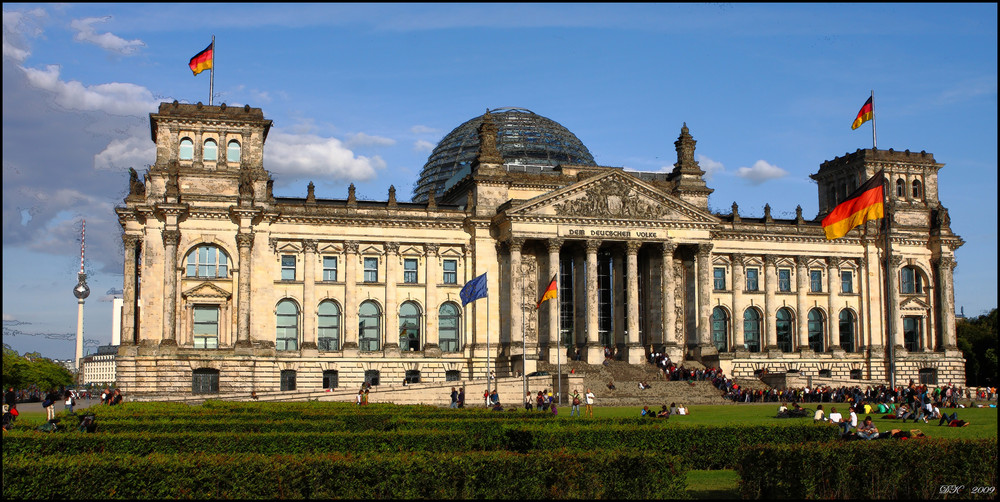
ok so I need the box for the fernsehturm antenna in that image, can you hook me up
[73,220,91,379]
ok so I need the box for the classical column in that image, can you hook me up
[662,241,678,350]
[936,256,958,349]
[573,248,586,348]
[626,241,643,363]
[121,234,140,345]
[795,256,809,351]
[585,239,602,362]
[161,229,180,346]
[509,237,525,356]
[342,241,359,352]
[235,232,254,346]
[612,249,625,350]
[887,255,903,349]
[383,242,400,352]
[546,239,562,364]
[763,255,778,351]
[301,240,317,350]
[731,253,745,350]
[827,257,841,352]
[424,244,441,354]
[696,243,715,354]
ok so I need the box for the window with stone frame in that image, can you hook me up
[186,245,230,278]
[778,269,791,292]
[322,256,338,282]
[808,309,825,352]
[275,299,299,351]
[443,259,458,284]
[713,267,726,290]
[810,270,823,292]
[841,270,853,293]
[901,266,923,294]
[743,308,761,352]
[193,305,219,349]
[317,300,340,351]
[903,316,922,352]
[776,308,793,352]
[364,257,379,283]
[203,139,218,161]
[403,258,419,284]
[439,302,461,352]
[280,255,296,281]
[227,140,241,163]
[839,309,856,352]
[359,301,381,351]
[179,138,194,160]
[746,268,759,292]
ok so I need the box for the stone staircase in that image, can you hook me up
[536,359,736,406]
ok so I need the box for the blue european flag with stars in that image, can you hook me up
[460,273,488,306]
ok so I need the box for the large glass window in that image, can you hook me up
[364,369,381,386]
[193,305,219,349]
[192,368,219,394]
[227,140,241,163]
[275,300,299,351]
[778,269,791,292]
[839,309,855,352]
[280,370,296,391]
[901,267,922,294]
[281,255,296,281]
[364,257,379,283]
[186,245,229,278]
[903,316,922,352]
[403,258,418,284]
[359,301,381,351]
[711,307,728,352]
[841,270,853,293]
[559,257,575,347]
[918,368,937,385]
[179,138,194,160]
[746,268,759,292]
[776,308,793,352]
[808,309,824,352]
[439,302,460,352]
[713,267,726,290]
[810,270,823,292]
[203,139,218,161]
[317,301,340,351]
[322,257,338,282]
[443,259,457,284]
[323,370,339,390]
[743,308,761,352]
[399,301,421,351]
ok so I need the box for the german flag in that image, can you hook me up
[851,96,874,130]
[821,170,885,240]
[536,275,558,309]
[189,42,213,76]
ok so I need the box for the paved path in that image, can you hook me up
[8,398,102,414]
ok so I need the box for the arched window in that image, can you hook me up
[280,369,296,391]
[227,140,241,163]
[901,266,923,294]
[203,139,218,161]
[711,307,728,352]
[808,309,825,352]
[399,301,421,351]
[896,178,905,197]
[439,302,461,352]
[192,368,219,394]
[323,370,339,390]
[839,310,856,352]
[179,138,194,160]
[317,301,341,351]
[186,245,230,278]
[743,308,761,353]
[912,179,922,199]
[776,308,793,352]
[275,300,299,351]
[359,301,381,351]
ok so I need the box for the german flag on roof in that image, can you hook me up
[821,170,885,240]
[189,42,213,76]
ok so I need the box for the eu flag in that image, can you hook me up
[460,273,488,306]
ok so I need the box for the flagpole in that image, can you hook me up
[870,90,876,149]
[209,35,215,106]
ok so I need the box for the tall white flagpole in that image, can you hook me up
[209,35,215,106]
[870,90,877,149]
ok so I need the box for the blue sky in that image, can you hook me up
[2,3,996,360]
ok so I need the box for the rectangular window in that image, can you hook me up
[841,271,853,293]
[746,268,759,292]
[364,257,379,283]
[810,270,823,292]
[713,267,726,290]
[778,269,791,292]
[281,255,296,281]
[404,258,418,284]
[443,259,458,284]
[193,305,219,349]
[903,316,922,352]
[322,256,338,282]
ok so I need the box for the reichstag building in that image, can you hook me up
[114,102,965,396]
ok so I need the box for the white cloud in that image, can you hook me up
[344,132,396,149]
[696,154,725,180]
[70,16,144,55]
[18,64,159,116]
[3,8,46,62]
[734,160,788,185]
[413,140,435,152]
[410,125,438,135]
[265,131,384,183]
[94,136,155,171]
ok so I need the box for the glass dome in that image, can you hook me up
[412,108,597,202]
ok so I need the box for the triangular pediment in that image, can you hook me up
[506,170,718,224]
[182,282,232,300]
[899,296,931,311]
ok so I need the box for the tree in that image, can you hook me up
[957,308,998,387]
[1,345,73,391]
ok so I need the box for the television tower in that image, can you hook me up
[72,220,90,376]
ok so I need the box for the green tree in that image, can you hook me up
[957,308,998,387]
[1,345,73,391]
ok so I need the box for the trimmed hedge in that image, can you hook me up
[3,450,688,500]
[737,439,997,499]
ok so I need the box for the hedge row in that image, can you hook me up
[4,424,839,469]
[2,450,687,500]
[737,439,997,499]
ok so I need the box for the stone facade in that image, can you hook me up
[114,102,966,398]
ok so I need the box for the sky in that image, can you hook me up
[2,3,996,360]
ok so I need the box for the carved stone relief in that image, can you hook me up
[554,179,666,219]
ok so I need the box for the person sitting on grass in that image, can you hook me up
[640,406,654,417]
[828,407,843,427]
[676,404,688,416]
[814,404,826,422]
[657,405,671,418]
[856,416,879,440]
